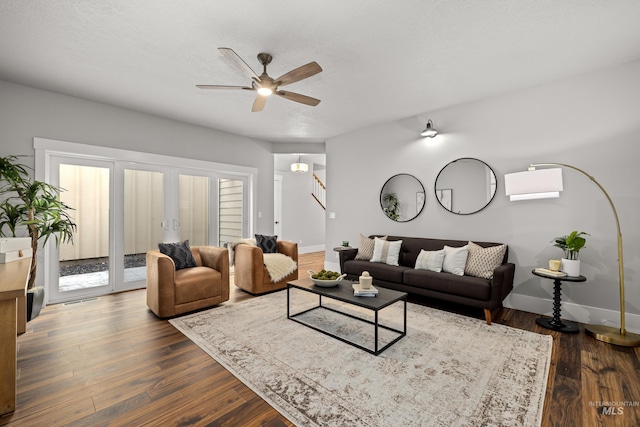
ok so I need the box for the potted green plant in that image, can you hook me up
[0,155,76,320]
[552,230,589,277]
[382,192,400,221]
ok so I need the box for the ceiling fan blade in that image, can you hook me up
[252,95,267,112]
[275,62,322,87]
[276,90,321,107]
[218,47,260,80]
[196,84,254,90]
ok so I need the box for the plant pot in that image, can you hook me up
[26,286,45,321]
[561,258,581,277]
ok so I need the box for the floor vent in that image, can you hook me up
[63,297,100,305]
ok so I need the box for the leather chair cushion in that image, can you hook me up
[174,266,222,305]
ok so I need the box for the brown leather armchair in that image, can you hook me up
[234,241,298,294]
[146,246,229,317]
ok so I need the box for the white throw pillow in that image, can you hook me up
[370,238,403,266]
[442,245,469,276]
[355,234,387,261]
[414,249,445,272]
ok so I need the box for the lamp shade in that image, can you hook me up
[504,168,563,201]
[290,162,309,173]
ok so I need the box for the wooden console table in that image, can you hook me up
[0,258,30,415]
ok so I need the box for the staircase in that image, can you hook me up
[312,173,326,209]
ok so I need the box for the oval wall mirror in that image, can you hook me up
[434,158,497,215]
[380,173,426,222]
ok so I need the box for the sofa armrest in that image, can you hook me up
[277,241,298,263]
[146,250,178,317]
[490,262,515,303]
[196,246,229,275]
[338,248,358,273]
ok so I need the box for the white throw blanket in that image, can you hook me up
[263,253,297,282]
[228,238,296,282]
[227,238,257,266]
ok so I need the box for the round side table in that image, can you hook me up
[532,270,586,333]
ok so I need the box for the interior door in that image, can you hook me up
[274,175,283,237]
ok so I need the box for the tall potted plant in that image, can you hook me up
[0,155,76,320]
[552,230,589,277]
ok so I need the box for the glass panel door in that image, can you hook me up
[122,168,165,288]
[218,178,245,247]
[49,158,113,303]
[178,174,210,246]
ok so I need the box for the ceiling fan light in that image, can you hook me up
[257,87,273,96]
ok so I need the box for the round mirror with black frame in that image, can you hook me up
[380,173,426,222]
[434,158,497,215]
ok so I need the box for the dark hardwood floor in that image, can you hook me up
[2,251,639,426]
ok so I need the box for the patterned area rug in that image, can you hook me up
[170,290,552,427]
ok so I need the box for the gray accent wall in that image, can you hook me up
[279,167,326,252]
[0,79,276,236]
[325,60,640,330]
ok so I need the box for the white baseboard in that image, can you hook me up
[299,244,325,254]
[504,293,640,334]
[325,260,340,272]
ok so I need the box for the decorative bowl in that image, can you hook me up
[308,270,346,287]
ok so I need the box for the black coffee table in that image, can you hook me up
[287,278,407,355]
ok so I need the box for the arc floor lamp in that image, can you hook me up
[505,163,640,347]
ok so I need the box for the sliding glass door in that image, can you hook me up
[46,155,249,303]
[49,157,114,302]
[122,166,166,289]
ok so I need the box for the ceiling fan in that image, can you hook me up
[197,47,322,112]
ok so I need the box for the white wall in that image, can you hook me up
[279,166,326,253]
[0,79,276,237]
[325,60,640,332]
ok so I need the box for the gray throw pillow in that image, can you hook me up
[256,234,279,253]
[158,240,197,270]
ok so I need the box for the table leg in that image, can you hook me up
[536,279,579,333]
[374,310,379,354]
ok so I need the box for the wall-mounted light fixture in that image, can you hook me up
[504,163,640,347]
[420,120,438,138]
[290,155,309,173]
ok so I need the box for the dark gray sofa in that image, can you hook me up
[339,235,515,324]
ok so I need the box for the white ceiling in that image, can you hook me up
[1,1,639,144]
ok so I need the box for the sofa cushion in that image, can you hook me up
[158,240,197,270]
[465,241,507,279]
[370,238,402,266]
[404,269,491,301]
[414,249,445,272]
[355,234,386,260]
[442,245,469,276]
[255,234,279,253]
[343,260,409,284]
[174,266,221,304]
